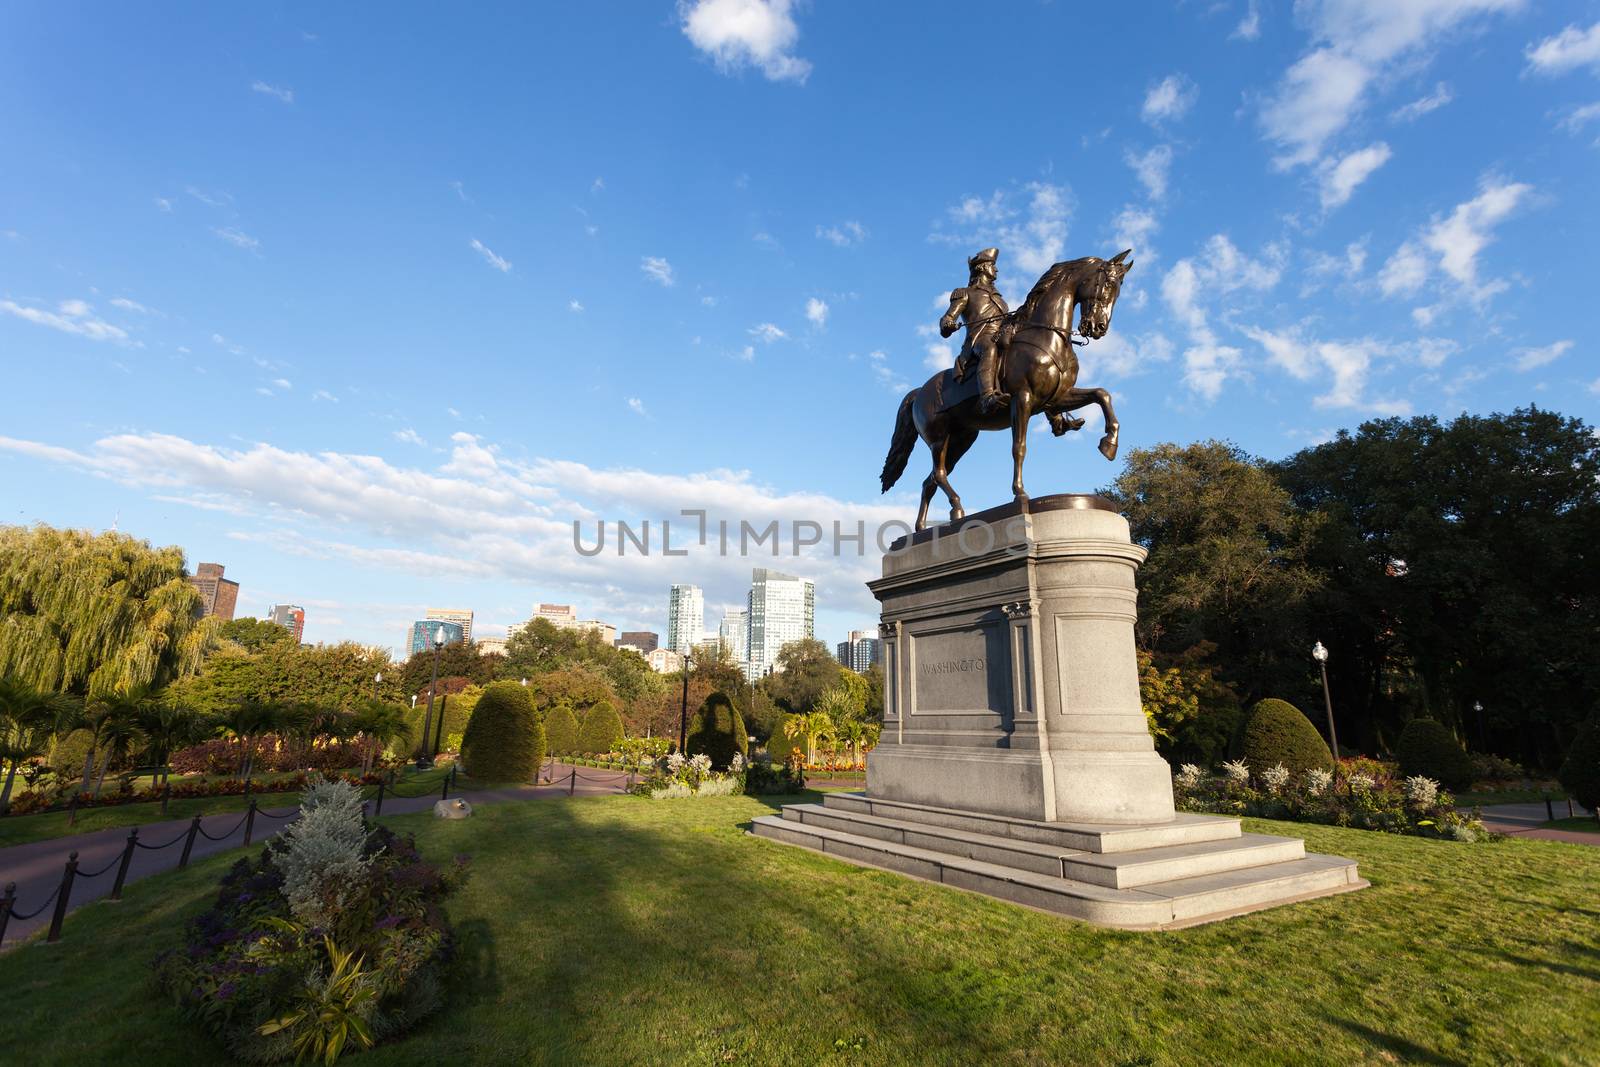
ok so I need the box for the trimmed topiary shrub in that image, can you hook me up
[685,691,748,769]
[577,700,624,755]
[1394,718,1475,791]
[544,704,580,757]
[48,728,96,779]
[1239,698,1334,777]
[1557,714,1600,812]
[763,727,806,765]
[460,681,544,782]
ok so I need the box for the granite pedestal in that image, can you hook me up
[752,495,1366,928]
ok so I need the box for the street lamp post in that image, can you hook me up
[677,651,694,754]
[417,627,446,769]
[1311,641,1340,761]
[1473,700,1485,749]
[373,671,382,700]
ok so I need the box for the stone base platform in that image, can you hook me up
[752,792,1367,930]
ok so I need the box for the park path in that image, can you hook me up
[1473,800,1599,846]
[0,762,632,950]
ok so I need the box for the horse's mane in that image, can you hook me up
[1015,256,1101,322]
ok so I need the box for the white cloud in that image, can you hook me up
[251,81,294,103]
[312,390,338,403]
[932,182,1073,278]
[469,238,511,272]
[867,349,910,393]
[641,256,675,286]
[591,177,605,193]
[1307,238,1369,277]
[1242,324,1411,414]
[1260,1,1519,168]
[748,322,787,343]
[1142,74,1197,124]
[1514,340,1572,371]
[805,297,828,327]
[1125,145,1173,201]
[154,197,173,213]
[923,340,954,371]
[1111,206,1159,257]
[1317,142,1391,209]
[1526,21,1600,75]
[736,344,755,361]
[816,221,867,246]
[1558,101,1600,133]
[1232,0,1262,41]
[186,186,233,209]
[1079,331,1174,381]
[1390,82,1453,122]
[679,0,811,84]
[212,226,260,251]
[1,298,131,344]
[627,396,647,415]
[1377,177,1530,302]
[110,296,152,314]
[272,378,292,390]
[1161,234,1286,400]
[569,299,584,312]
[393,428,426,446]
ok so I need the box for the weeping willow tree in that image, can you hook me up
[0,525,216,697]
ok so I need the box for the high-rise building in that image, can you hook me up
[575,619,616,645]
[617,631,659,653]
[666,584,704,655]
[187,562,240,621]
[426,608,474,644]
[408,619,465,656]
[836,629,881,673]
[646,647,685,674]
[746,568,814,679]
[476,635,509,657]
[718,609,748,666]
[269,603,306,643]
[536,603,579,628]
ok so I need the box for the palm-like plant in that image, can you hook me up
[134,702,204,787]
[0,678,76,812]
[92,708,145,796]
[802,710,836,765]
[72,687,154,793]
[834,717,868,768]
[352,701,412,775]
[214,700,279,782]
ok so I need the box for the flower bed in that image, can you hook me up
[2,770,386,818]
[154,777,468,1063]
[628,752,745,799]
[1173,759,1491,841]
[170,736,371,776]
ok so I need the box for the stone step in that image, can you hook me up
[820,791,1242,853]
[783,803,1305,887]
[750,813,1365,930]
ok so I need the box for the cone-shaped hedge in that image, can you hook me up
[577,700,624,755]
[1239,698,1334,776]
[686,691,748,769]
[460,680,544,782]
[545,704,580,757]
[1394,718,1475,790]
[1558,714,1600,811]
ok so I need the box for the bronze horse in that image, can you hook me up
[880,250,1133,530]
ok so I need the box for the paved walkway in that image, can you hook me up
[1473,800,1599,846]
[0,763,631,950]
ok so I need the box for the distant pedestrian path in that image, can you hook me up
[1473,800,1599,846]
[0,762,630,950]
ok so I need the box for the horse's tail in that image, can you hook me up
[880,389,919,493]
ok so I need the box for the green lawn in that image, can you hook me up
[1455,787,1565,806]
[1543,816,1600,835]
[0,765,457,849]
[2,794,1597,1065]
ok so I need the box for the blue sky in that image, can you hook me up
[2,0,1598,655]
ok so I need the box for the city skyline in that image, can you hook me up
[4,3,1595,652]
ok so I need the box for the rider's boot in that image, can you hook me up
[977,353,1005,414]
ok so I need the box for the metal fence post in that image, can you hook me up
[243,798,258,846]
[1568,797,1575,818]
[179,815,202,870]
[46,852,79,943]
[111,829,138,900]
[375,780,386,817]
[441,769,450,802]
[1546,797,1556,822]
[66,792,79,827]
[568,766,576,796]
[161,780,171,815]
[0,882,14,946]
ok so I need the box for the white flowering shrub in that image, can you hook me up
[1347,772,1376,793]
[1304,768,1334,796]
[1175,763,1204,789]
[689,753,712,775]
[1404,775,1440,808]
[730,752,745,773]
[1261,763,1290,792]
[1222,759,1250,784]
[272,776,372,926]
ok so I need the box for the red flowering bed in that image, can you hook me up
[169,736,370,776]
[1,771,386,817]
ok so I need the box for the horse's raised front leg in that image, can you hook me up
[1055,387,1120,460]
[1010,389,1033,507]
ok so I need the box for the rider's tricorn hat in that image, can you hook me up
[968,247,998,271]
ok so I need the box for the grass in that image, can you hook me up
[1542,816,1600,835]
[0,765,456,849]
[1454,787,1565,806]
[2,793,1598,1065]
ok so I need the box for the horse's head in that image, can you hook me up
[1076,249,1134,340]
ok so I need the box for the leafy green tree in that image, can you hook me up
[0,525,216,696]
[64,688,154,792]
[1394,718,1475,791]
[1138,648,1242,766]
[578,701,624,755]
[134,702,205,785]
[218,617,296,652]
[496,617,658,707]
[544,704,580,757]
[400,642,497,696]
[760,638,848,717]
[170,642,395,716]
[460,681,544,782]
[1557,714,1600,812]
[352,700,413,775]
[213,700,277,782]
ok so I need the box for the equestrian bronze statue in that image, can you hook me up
[880,248,1133,530]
